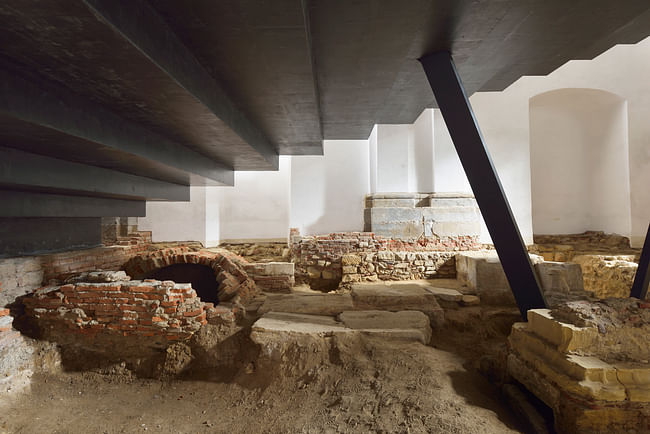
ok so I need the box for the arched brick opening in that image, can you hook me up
[123,247,258,303]
[146,263,220,304]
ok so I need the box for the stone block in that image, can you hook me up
[341,254,362,266]
[338,310,431,344]
[258,294,355,316]
[456,251,543,305]
[571,254,638,299]
[534,262,584,294]
[262,262,294,276]
[351,282,444,328]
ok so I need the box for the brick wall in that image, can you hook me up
[1,240,263,309]
[0,233,155,308]
[23,280,207,349]
[123,247,259,303]
[291,232,480,289]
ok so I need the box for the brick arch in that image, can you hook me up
[123,247,258,303]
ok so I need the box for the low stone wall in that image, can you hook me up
[292,232,479,289]
[244,263,294,293]
[340,252,456,284]
[508,301,650,433]
[571,254,640,299]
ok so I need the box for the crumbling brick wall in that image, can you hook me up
[123,247,258,303]
[23,280,207,349]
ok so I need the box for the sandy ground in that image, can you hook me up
[0,322,523,434]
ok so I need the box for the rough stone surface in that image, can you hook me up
[508,300,650,433]
[65,270,131,284]
[351,282,444,328]
[424,286,463,302]
[291,231,482,290]
[244,262,294,293]
[258,294,355,316]
[571,254,640,299]
[338,310,432,344]
[251,311,432,349]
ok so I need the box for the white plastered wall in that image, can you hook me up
[290,140,370,235]
[209,156,292,243]
[460,37,650,246]
[529,88,630,236]
[138,186,208,245]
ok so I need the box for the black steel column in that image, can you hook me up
[419,51,546,318]
[631,223,650,300]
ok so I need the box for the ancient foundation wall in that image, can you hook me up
[291,232,480,289]
[23,280,207,348]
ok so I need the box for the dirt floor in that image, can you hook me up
[0,307,524,434]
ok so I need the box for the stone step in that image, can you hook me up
[251,310,432,346]
[351,282,445,327]
[257,294,355,316]
[257,282,448,328]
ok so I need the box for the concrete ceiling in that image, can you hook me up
[0,0,649,207]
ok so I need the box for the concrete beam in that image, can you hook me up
[84,0,279,170]
[0,217,102,258]
[0,67,234,186]
[0,190,145,218]
[0,147,189,201]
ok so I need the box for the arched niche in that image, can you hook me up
[529,88,631,237]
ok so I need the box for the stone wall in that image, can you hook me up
[291,232,480,290]
[244,263,294,293]
[571,254,640,299]
[340,252,456,284]
[508,302,650,433]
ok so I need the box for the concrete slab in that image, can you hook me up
[257,293,354,316]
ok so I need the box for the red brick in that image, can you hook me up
[183,308,203,317]
[161,301,178,307]
[134,293,165,300]
[129,285,156,293]
[164,307,177,314]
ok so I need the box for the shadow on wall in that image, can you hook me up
[529,88,631,238]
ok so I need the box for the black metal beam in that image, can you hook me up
[631,223,650,300]
[0,190,145,218]
[0,217,102,258]
[419,51,546,319]
[84,0,279,170]
[0,67,233,186]
[0,147,189,202]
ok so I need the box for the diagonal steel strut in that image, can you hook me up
[419,51,547,319]
[631,223,650,300]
